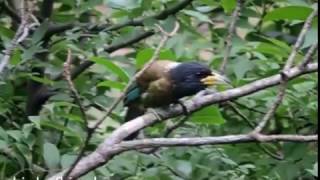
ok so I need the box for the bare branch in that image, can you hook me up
[63,49,88,128]
[115,134,318,149]
[49,133,317,180]
[283,8,318,71]
[252,7,318,134]
[62,49,92,179]
[227,102,284,160]
[0,0,30,73]
[219,0,243,74]
[299,42,318,68]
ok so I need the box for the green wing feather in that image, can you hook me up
[124,82,142,105]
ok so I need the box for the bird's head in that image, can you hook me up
[169,62,230,99]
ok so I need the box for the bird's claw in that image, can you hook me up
[176,100,190,116]
[147,109,162,121]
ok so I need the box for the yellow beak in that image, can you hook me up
[201,72,231,86]
[201,75,216,86]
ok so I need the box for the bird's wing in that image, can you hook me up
[137,60,180,89]
[124,60,179,105]
[123,82,141,106]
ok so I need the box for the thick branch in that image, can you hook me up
[114,134,318,149]
[49,133,317,180]
[49,63,318,179]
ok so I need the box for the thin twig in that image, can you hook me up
[298,43,318,68]
[252,7,318,134]
[228,102,284,160]
[62,49,91,180]
[0,0,30,73]
[219,0,243,74]
[283,8,318,71]
[63,49,89,128]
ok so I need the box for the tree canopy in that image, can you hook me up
[0,0,318,179]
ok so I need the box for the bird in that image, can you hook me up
[123,60,230,139]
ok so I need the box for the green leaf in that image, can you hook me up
[43,142,60,169]
[10,49,22,66]
[97,80,126,90]
[136,48,176,68]
[0,140,8,150]
[30,76,54,85]
[264,6,314,21]
[61,154,77,169]
[91,57,130,82]
[0,26,14,39]
[0,83,14,98]
[182,10,213,23]
[256,42,289,58]
[306,162,318,177]
[221,0,237,13]
[107,0,142,10]
[40,120,82,140]
[174,160,192,177]
[136,48,153,68]
[7,130,23,141]
[191,106,226,125]
[232,56,255,80]
[31,21,49,44]
[28,116,41,129]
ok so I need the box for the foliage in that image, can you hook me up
[0,0,318,179]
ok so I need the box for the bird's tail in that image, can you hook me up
[124,104,145,140]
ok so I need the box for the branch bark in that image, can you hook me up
[0,1,30,73]
[219,0,243,74]
[252,7,318,134]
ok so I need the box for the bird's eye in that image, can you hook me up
[196,72,203,77]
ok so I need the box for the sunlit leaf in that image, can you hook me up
[191,106,226,125]
[264,6,314,21]
[91,57,130,82]
[43,142,60,169]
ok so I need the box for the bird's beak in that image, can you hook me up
[201,72,231,86]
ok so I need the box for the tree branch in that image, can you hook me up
[219,0,243,74]
[252,7,318,134]
[48,63,318,179]
[0,0,30,73]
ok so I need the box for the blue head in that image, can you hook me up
[169,62,229,99]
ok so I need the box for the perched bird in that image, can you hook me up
[123,60,229,139]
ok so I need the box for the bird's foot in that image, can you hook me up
[176,100,190,116]
[147,108,162,121]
